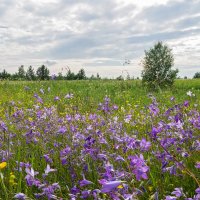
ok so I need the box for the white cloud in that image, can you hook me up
[0,0,200,78]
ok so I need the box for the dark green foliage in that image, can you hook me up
[36,65,50,80]
[96,73,101,79]
[116,75,124,80]
[90,74,95,80]
[0,66,91,81]
[126,74,131,80]
[76,68,86,80]
[65,70,76,80]
[90,73,101,80]
[0,69,11,79]
[26,66,36,81]
[141,41,178,90]
[193,72,200,79]
[12,72,20,80]
[57,72,64,80]
[18,65,26,80]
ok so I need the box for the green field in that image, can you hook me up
[1,79,200,107]
[0,79,200,199]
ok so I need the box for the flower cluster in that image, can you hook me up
[0,88,199,199]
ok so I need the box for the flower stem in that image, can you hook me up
[0,172,8,199]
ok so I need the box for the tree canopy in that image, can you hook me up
[141,41,178,90]
[193,72,200,79]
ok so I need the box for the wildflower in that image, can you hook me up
[14,193,28,199]
[58,126,67,134]
[183,100,189,107]
[44,164,57,175]
[40,89,44,94]
[54,96,60,101]
[149,104,159,116]
[79,179,93,187]
[25,167,39,186]
[65,93,74,99]
[39,183,60,199]
[43,154,53,163]
[92,189,101,199]
[195,187,200,194]
[0,121,8,132]
[60,146,71,157]
[194,188,200,200]
[140,138,151,151]
[35,96,43,104]
[115,155,125,162]
[0,162,7,170]
[97,153,107,160]
[186,91,195,97]
[60,157,67,165]
[101,180,125,193]
[113,105,118,110]
[165,196,177,200]
[195,162,200,169]
[81,190,91,198]
[70,185,80,195]
[124,114,132,123]
[150,127,161,139]
[9,172,17,186]
[171,188,183,197]
[129,154,149,181]
[186,91,192,96]
[170,96,175,101]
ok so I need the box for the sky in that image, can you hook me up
[0,0,200,78]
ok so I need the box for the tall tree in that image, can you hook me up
[57,72,64,80]
[193,72,200,79]
[141,41,178,90]
[97,73,101,79]
[18,65,26,80]
[0,69,11,80]
[65,70,76,80]
[36,65,50,80]
[26,66,36,80]
[76,68,86,80]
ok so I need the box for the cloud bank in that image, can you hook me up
[0,0,200,77]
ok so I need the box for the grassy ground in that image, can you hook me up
[0,79,200,199]
[0,79,199,108]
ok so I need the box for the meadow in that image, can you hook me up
[0,79,200,200]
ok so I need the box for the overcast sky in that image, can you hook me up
[0,0,200,78]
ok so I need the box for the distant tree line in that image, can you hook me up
[0,65,50,81]
[0,65,136,81]
[0,65,102,81]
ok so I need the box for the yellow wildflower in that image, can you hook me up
[9,173,17,186]
[0,162,7,170]
[10,172,16,180]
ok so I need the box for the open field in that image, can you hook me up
[0,79,200,199]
